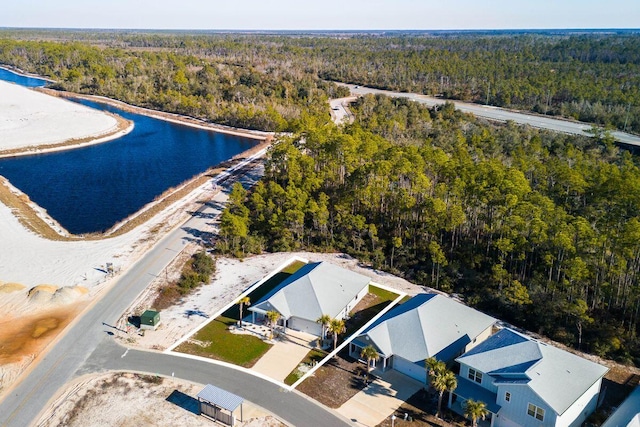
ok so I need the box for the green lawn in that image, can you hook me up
[284,349,327,385]
[177,260,308,367]
[369,284,401,302]
[175,316,271,367]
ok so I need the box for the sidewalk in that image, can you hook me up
[337,370,423,426]
[251,329,316,382]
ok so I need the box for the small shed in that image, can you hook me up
[197,384,244,426]
[140,310,160,330]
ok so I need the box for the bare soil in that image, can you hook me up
[0,303,85,394]
[36,372,285,427]
[296,349,368,408]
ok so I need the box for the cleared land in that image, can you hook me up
[0,80,130,155]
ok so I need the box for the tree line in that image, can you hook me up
[219,94,640,366]
[0,30,639,132]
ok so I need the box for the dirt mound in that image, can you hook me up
[28,284,59,304]
[51,286,89,305]
[28,284,58,296]
[0,282,26,293]
[25,285,89,305]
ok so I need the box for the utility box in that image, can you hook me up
[140,310,161,330]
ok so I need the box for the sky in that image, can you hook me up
[2,0,639,31]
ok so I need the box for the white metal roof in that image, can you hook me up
[358,293,496,363]
[457,328,609,416]
[250,261,370,322]
[197,384,244,412]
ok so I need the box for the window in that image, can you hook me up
[468,368,483,384]
[505,392,511,402]
[527,403,545,421]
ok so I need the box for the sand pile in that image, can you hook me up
[52,286,89,305]
[26,285,89,305]
[27,284,58,304]
[0,282,26,293]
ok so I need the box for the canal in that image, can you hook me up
[0,68,258,234]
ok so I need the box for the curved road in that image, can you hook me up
[0,149,349,427]
[341,83,640,146]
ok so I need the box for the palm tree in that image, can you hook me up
[265,310,281,340]
[327,318,346,351]
[237,296,250,328]
[316,314,331,340]
[431,370,457,417]
[360,345,379,381]
[463,399,489,427]
[426,357,446,382]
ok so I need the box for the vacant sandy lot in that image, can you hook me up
[36,372,285,427]
[0,80,126,153]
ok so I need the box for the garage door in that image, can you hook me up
[393,356,426,383]
[289,317,321,336]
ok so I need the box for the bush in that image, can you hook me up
[192,251,215,278]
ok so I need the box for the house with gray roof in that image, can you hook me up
[454,328,608,427]
[601,385,640,427]
[248,261,370,336]
[349,293,496,383]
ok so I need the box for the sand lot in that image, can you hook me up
[36,372,285,427]
[0,80,130,154]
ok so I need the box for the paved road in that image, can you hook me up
[76,339,350,427]
[0,149,304,427]
[341,84,640,146]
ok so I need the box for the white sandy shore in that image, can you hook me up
[0,174,220,309]
[0,80,119,151]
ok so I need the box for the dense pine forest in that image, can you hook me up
[219,95,640,365]
[2,30,640,364]
[1,29,639,132]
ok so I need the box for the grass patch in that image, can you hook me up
[369,284,401,301]
[175,316,271,367]
[281,260,307,274]
[345,287,400,335]
[284,349,327,385]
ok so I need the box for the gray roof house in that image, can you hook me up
[454,328,609,427]
[349,293,496,383]
[601,385,640,427]
[248,261,370,336]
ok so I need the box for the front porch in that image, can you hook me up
[349,340,392,372]
[450,376,501,427]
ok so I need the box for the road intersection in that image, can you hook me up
[0,148,352,427]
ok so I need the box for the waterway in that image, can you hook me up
[0,70,258,234]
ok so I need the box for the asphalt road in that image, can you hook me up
[342,84,640,146]
[78,339,351,427]
[0,149,303,427]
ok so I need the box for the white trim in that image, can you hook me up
[288,290,406,390]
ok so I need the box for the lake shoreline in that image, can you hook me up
[0,64,273,158]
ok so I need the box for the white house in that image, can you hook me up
[454,328,609,427]
[248,261,370,336]
[349,293,496,383]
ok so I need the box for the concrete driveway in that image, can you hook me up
[337,370,423,427]
[252,329,317,382]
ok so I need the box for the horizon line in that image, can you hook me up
[1,26,639,33]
